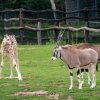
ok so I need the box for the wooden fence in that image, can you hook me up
[0,8,100,44]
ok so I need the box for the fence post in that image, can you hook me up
[84,8,90,43]
[19,8,24,44]
[67,22,72,44]
[53,19,59,42]
[37,21,42,45]
[3,10,8,33]
[54,23,59,41]
[84,22,90,42]
[67,30,72,44]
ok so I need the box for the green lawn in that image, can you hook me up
[0,45,100,100]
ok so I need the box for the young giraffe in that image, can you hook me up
[0,34,22,80]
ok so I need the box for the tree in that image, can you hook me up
[0,0,64,10]
[49,0,57,19]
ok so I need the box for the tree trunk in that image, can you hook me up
[65,0,68,24]
[50,0,58,41]
[50,0,57,20]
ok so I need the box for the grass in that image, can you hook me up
[0,45,100,100]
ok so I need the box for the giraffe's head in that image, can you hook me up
[3,34,14,45]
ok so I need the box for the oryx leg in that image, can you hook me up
[69,69,73,90]
[85,69,91,85]
[13,59,22,80]
[80,69,84,85]
[76,69,82,89]
[90,63,96,88]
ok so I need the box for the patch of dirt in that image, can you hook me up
[18,84,27,87]
[58,85,64,88]
[0,76,18,79]
[95,93,100,96]
[0,83,11,87]
[66,96,73,100]
[47,93,59,100]
[11,90,48,96]
[18,48,36,50]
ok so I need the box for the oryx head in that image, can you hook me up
[51,30,64,61]
[51,46,62,61]
[3,34,14,45]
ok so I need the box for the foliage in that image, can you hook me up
[0,0,65,10]
[0,45,100,100]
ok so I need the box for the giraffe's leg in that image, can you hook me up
[0,51,6,77]
[0,66,3,77]
[13,59,22,80]
[9,60,13,78]
[8,54,13,78]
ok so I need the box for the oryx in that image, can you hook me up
[51,45,98,89]
[71,43,100,84]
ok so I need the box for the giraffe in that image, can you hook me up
[0,34,22,80]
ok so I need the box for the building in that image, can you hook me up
[65,0,100,18]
